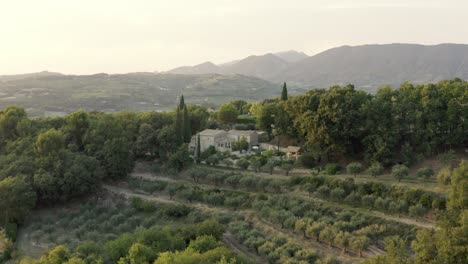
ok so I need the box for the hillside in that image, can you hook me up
[168,44,468,91]
[0,72,284,117]
[168,51,306,79]
[276,43,468,88]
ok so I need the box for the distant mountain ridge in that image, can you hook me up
[167,44,468,89]
[167,50,308,80]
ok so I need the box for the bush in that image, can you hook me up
[236,159,250,170]
[316,186,330,198]
[361,195,375,208]
[391,165,409,182]
[346,162,363,177]
[330,188,345,201]
[416,167,434,179]
[5,223,18,241]
[437,167,451,185]
[367,163,384,177]
[299,153,316,168]
[324,163,340,175]
[164,204,190,218]
[409,204,426,218]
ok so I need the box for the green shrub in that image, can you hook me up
[416,167,434,179]
[299,152,316,168]
[346,162,363,177]
[391,164,409,182]
[316,186,330,198]
[367,162,384,177]
[5,223,17,241]
[437,167,451,185]
[164,204,190,218]
[324,163,340,175]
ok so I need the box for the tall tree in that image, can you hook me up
[179,95,185,109]
[195,134,201,163]
[0,177,36,225]
[175,107,183,145]
[65,110,90,151]
[183,106,191,143]
[281,82,288,101]
[217,103,238,125]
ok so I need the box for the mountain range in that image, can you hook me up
[1,43,467,116]
[168,43,468,89]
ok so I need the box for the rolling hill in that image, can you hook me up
[0,73,292,117]
[275,43,468,88]
[168,44,468,90]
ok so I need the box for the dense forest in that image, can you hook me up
[0,79,466,263]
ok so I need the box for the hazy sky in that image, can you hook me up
[1,0,468,75]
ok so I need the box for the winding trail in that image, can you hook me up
[104,183,366,263]
[130,169,436,230]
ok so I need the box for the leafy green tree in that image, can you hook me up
[39,245,71,264]
[391,165,409,182]
[346,162,362,177]
[411,229,437,264]
[168,145,193,172]
[127,243,154,264]
[235,159,250,171]
[64,110,89,151]
[217,103,238,125]
[281,82,288,101]
[255,103,276,140]
[263,159,277,175]
[305,222,325,242]
[196,220,225,240]
[416,167,434,179]
[364,236,411,264]
[334,231,351,254]
[319,226,338,248]
[294,219,308,237]
[436,167,452,185]
[0,106,29,142]
[101,137,133,179]
[349,236,370,258]
[409,204,426,219]
[250,158,262,173]
[155,125,177,160]
[134,124,158,158]
[367,162,384,177]
[0,177,36,225]
[231,137,249,151]
[280,162,294,176]
[35,129,64,157]
[188,235,222,253]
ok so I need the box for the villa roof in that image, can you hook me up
[228,130,257,135]
[287,146,302,153]
[198,129,227,136]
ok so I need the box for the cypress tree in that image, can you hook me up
[196,134,201,163]
[179,95,185,109]
[175,107,182,144]
[183,105,191,143]
[281,82,288,100]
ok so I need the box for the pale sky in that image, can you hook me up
[1,0,468,75]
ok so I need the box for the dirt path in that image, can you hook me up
[292,191,436,230]
[130,169,436,230]
[103,183,362,263]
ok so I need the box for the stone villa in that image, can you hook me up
[189,129,259,153]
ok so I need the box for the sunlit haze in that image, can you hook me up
[1,0,468,74]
